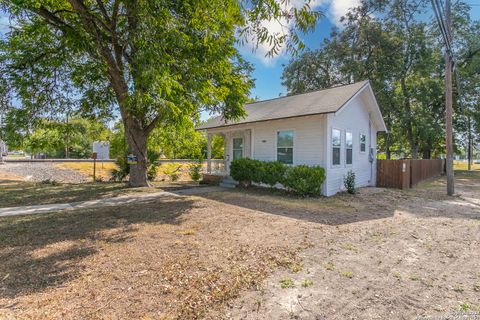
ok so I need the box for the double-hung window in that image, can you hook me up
[346,131,353,165]
[232,138,243,160]
[332,129,341,166]
[277,130,294,164]
[360,133,366,153]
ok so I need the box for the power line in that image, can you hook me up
[432,0,455,194]
[431,0,452,54]
[432,0,468,116]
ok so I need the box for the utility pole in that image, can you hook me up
[65,112,69,159]
[445,0,454,195]
[467,113,472,171]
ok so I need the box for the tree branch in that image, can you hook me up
[67,0,129,115]
[95,0,112,25]
[145,114,162,135]
[34,6,74,31]
[461,47,480,67]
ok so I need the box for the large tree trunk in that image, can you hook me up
[400,77,418,159]
[422,146,431,159]
[124,118,150,187]
[385,132,391,160]
[385,116,392,160]
[386,145,391,160]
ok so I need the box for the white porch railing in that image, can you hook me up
[206,159,226,175]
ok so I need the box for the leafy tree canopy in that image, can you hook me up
[0,0,321,185]
[281,0,480,159]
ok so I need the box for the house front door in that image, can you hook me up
[232,137,244,161]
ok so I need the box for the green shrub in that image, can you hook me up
[189,161,203,182]
[230,159,326,196]
[110,151,159,182]
[40,179,60,186]
[344,170,356,194]
[147,151,160,181]
[162,163,182,181]
[230,158,264,185]
[283,165,325,196]
[262,161,287,187]
[110,153,129,182]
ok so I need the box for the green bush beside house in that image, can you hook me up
[229,158,325,196]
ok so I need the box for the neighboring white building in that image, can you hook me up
[93,141,110,160]
[197,80,387,196]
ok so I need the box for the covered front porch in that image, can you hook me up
[206,128,252,176]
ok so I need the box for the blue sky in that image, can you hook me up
[240,1,480,102]
[1,1,479,116]
[239,15,335,101]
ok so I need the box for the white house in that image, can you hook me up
[197,80,387,196]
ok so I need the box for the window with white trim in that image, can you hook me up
[277,130,294,164]
[332,129,341,165]
[232,138,243,160]
[360,133,366,153]
[346,131,353,165]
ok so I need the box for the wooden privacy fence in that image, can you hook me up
[377,159,445,189]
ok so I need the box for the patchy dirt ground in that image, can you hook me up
[0,161,204,184]
[207,172,480,320]
[0,179,205,208]
[0,162,90,183]
[0,171,479,319]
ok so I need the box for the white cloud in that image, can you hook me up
[247,18,290,66]
[242,0,361,66]
[328,0,361,25]
[242,0,325,66]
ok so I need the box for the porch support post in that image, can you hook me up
[207,133,212,174]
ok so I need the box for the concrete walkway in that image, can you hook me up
[0,186,224,217]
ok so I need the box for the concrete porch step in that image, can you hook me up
[219,182,236,188]
[222,176,239,185]
[219,176,239,188]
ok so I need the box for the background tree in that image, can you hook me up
[282,0,480,159]
[5,117,112,158]
[0,0,320,186]
[452,6,480,164]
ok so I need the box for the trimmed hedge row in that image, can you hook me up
[230,158,326,196]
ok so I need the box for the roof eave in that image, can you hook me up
[195,111,336,131]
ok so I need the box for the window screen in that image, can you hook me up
[232,138,243,160]
[332,129,341,165]
[346,131,353,165]
[277,130,294,164]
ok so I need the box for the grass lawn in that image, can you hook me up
[55,161,199,181]
[0,180,201,208]
[0,171,479,318]
[55,162,118,180]
[0,193,304,319]
[4,154,27,159]
[453,160,480,171]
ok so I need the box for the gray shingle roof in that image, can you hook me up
[197,80,369,130]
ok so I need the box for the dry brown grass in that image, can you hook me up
[453,160,480,171]
[0,180,201,208]
[1,172,479,319]
[0,195,306,319]
[0,180,130,208]
[55,161,201,182]
[55,162,118,180]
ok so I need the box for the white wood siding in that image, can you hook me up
[207,115,326,168]
[205,98,381,197]
[250,115,326,167]
[325,93,378,196]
